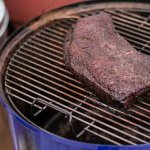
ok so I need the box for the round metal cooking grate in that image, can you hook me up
[3,2,150,146]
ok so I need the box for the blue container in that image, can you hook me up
[0,98,150,150]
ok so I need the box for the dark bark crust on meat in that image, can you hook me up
[63,13,150,108]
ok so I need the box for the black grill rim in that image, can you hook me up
[0,1,150,146]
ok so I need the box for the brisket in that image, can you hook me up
[63,12,150,107]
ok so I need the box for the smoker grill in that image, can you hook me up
[0,1,150,150]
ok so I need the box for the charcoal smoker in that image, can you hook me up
[0,1,150,150]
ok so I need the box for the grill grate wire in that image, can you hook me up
[5,9,150,145]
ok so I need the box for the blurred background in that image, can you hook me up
[0,0,84,149]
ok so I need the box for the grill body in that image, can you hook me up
[0,1,150,150]
[1,99,149,150]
